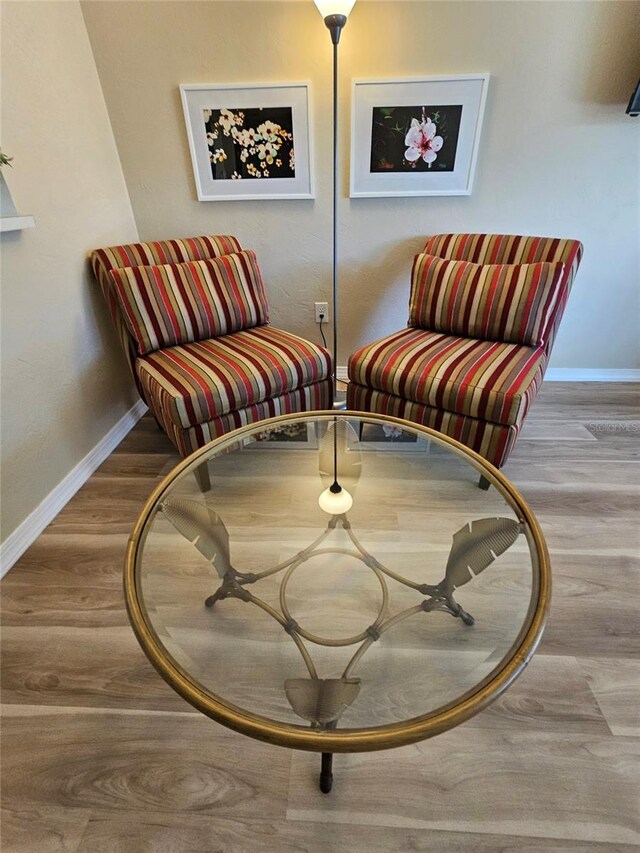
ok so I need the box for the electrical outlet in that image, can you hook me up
[314,302,329,324]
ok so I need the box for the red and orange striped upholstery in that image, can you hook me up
[409,254,565,346]
[162,381,333,457]
[349,327,544,428]
[92,235,242,287]
[422,234,583,356]
[137,326,331,430]
[90,235,243,377]
[347,384,518,469]
[347,233,583,468]
[110,251,269,356]
[90,234,333,463]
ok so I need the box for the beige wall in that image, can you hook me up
[1,0,139,542]
[83,0,640,370]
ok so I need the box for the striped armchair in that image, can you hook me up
[347,234,583,477]
[90,235,332,489]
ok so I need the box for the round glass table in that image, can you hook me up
[125,412,549,793]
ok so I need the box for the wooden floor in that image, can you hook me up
[2,383,639,852]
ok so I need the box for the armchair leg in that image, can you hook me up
[194,465,211,493]
[478,475,491,491]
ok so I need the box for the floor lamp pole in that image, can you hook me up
[332,35,339,407]
[321,12,347,408]
[316,8,356,513]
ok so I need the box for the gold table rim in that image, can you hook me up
[124,410,550,753]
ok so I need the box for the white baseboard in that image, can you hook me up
[544,368,640,382]
[337,366,639,383]
[0,398,148,578]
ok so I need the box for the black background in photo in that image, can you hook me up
[369,105,462,173]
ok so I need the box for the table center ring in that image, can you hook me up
[278,543,389,648]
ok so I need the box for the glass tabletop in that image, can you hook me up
[126,412,549,751]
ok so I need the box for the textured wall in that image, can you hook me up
[1,1,139,541]
[82,0,640,369]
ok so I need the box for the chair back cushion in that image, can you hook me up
[409,253,565,346]
[110,250,269,355]
[89,235,242,377]
[91,235,242,294]
[423,234,583,352]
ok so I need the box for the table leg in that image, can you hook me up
[319,752,333,793]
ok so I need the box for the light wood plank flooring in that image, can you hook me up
[2,383,639,852]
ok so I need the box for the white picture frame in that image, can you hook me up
[180,82,315,201]
[350,74,490,198]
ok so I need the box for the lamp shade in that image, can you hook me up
[318,486,353,516]
[313,0,356,18]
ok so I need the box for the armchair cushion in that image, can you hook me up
[409,253,564,346]
[110,250,269,356]
[348,327,545,427]
[137,325,331,429]
[347,384,518,470]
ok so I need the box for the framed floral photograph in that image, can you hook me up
[347,421,430,453]
[180,83,314,201]
[244,422,317,449]
[350,75,489,197]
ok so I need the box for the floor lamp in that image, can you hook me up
[313,0,356,408]
[314,0,356,516]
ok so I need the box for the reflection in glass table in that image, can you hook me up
[125,412,549,794]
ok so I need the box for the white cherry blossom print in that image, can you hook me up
[217,109,235,135]
[203,106,296,180]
